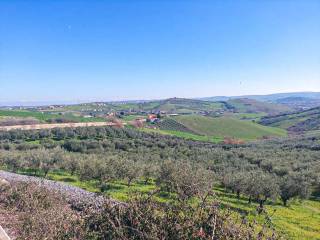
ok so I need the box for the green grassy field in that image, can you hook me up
[0,110,106,123]
[141,127,223,143]
[173,115,287,140]
[163,130,223,143]
[229,112,266,120]
[14,169,319,240]
[153,99,224,113]
[215,188,320,240]
[227,98,292,114]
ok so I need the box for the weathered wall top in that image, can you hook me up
[0,226,10,240]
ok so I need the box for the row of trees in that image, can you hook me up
[221,170,310,206]
[0,148,213,201]
[0,146,317,208]
[0,126,319,207]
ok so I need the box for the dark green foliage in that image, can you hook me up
[155,118,198,134]
[279,175,310,206]
[82,193,276,240]
[0,126,319,207]
[259,106,320,133]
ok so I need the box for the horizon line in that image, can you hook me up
[1,90,320,107]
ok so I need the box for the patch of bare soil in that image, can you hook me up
[0,121,117,131]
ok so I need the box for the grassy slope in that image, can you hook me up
[227,98,292,114]
[154,99,224,113]
[216,188,320,240]
[21,169,319,240]
[260,107,320,130]
[0,110,106,123]
[226,112,266,120]
[173,115,287,140]
[141,128,223,143]
[270,117,308,129]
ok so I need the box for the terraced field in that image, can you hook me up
[155,118,197,134]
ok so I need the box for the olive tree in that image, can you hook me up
[279,174,310,206]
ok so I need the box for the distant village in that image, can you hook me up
[1,100,229,126]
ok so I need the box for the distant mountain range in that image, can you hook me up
[1,92,320,109]
[200,92,320,110]
[200,92,320,102]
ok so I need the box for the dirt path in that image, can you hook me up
[0,170,110,207]
[0,121,120,131]
[0,170,120,240]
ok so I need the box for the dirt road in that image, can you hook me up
[0,121,120,131]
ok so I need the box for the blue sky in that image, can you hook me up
[1,0,319,102]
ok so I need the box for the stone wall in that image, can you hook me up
[0,226,10,240]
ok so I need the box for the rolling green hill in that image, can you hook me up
[225,98,292,114]
[1,97,294,128]
[151,98,224,113]
[259,107,320,133]
[152,115,287,142]
[172,115,287,140]
[32,97,292,118]
[48,98,224,115]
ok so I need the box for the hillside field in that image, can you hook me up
[226,98,292,114]
[259,107,320,133]
[171,115,287,140]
